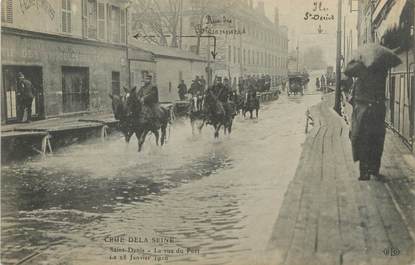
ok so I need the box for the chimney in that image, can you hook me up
[257,1,265,15]
[274,7,279,28]
[249,0,253,9]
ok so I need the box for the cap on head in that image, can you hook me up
[17,72,24,79]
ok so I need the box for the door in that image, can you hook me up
[62,67,89,113]
[389,76,395,126]
[1,66,44,124]
[111,71,120,95]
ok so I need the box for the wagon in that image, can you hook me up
[288,75,305,96]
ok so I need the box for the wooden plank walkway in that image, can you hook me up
[268,97,415,265]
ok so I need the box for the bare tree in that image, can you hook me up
[190,0,239,54]
[131,0,181,47]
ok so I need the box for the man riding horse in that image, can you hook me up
[137,74,164,126]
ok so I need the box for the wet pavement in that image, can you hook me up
[1,90,321,265]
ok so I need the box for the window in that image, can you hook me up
[257,51,259,65]
[248,50,251,65]
[243,49,246,65]
[112,71,120,95]
[87,0,97,39]
[238,48,241,64]
[110,5,121,43]
[98,3,106,40]
[1,0,13,23]
[233,46,236,64]
[228,46,232,63]
[120,9,126,43]
[62,0,72,33]
[62,67,89,113]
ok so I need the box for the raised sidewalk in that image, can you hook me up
[268,95,415,265]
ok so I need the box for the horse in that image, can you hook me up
[243,92,260,119]
[188,96,205,135]
[124,87,171,152]
[203,89,234,138]
[230,91,244,115]
[109,94,135,143]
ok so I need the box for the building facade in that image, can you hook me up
[129,41,208,102]
[130,0,289,89]
[356,0,414,148]
[182,0,289,87]
[1,0,132,124]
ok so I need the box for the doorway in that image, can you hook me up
[62,66,89,113]
[2,65,44,124]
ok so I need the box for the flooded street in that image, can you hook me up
[2,92,321,265]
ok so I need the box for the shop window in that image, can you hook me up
[1,0,13,23]
[62,0,72,33]
[112,71,120,95]
[62,67,89,113]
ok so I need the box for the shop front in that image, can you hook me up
[1,28,129,124]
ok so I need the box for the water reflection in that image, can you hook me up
[1,95,321,265]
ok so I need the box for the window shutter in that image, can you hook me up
[6,0,13,23]
[62,0,67,32]
[62,0,72,33]
[98,3,105,40]
[82,0,88,37]
[120,9,126,43]
[67,1,72,33]
[107,4,111,42]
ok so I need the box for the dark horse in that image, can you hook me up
[188,96,205,135]
[110,88,171,152]
[126,87,171,152]
[203,89,234,138]
[243,92,260,119]
[109,94,134,143]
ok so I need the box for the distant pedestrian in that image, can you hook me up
[16,72,35,123]
[315,77,320,90]
[177,80,187,100]
[200,75,206,93]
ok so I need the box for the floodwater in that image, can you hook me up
[1,91,321,265]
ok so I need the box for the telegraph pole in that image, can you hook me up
[334,0,342,114]
[296,40,299,72]
[179,0,183,49]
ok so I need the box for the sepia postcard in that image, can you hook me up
[1,0,414,264]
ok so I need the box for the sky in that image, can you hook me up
[260,0,338,65]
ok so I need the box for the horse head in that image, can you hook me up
[125,86,142,118]
[109,94,127,120]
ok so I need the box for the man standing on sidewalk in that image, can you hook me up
[346,62,389,180]
[16,72,35,123]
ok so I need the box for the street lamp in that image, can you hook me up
[334,0,343,115]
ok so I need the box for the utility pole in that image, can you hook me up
[296,40,299,72]
[179,0,183,49]
[207,37,211,87]
[334,0,342,115]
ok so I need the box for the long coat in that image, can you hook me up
[17,79,35,99]
[349,67,388,162]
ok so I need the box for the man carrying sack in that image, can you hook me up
[345,43,402,180]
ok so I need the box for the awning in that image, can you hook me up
[374,0,409,39]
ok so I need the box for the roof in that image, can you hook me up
[129,39,207,62]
